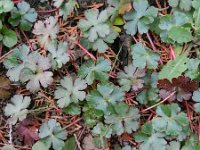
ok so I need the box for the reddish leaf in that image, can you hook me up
[16,118,39,145]
[157,79,174,91]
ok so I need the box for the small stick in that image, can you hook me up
[37,8,58,14]
[141,91,176,113]
[20,29,33,51]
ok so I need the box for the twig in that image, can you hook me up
[37,8,58,14]
[20,29,33,51]
[141,91,176,113]
[74,134,83,150]
[63,118,82,129]
[8,124,12,144]
[74,41,96,61]
[169,44,176,60]
[0,50,13,63]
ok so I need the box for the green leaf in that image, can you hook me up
[39,119,67,150]
[134,123,167,150]
[3,44,30,81]
[152,103,189,136]
[55,76,87,108]
[53,0,76,20]
[104,102,140,135]
[4,95,31,125]
[168,0,192,11]
[192,89,200,112]
[78,9,110,42]
[117,64,146,91]
[159,54,188,81]
[168,26,193,44]
[9,1,37,31]
[63,103,81,115]
[0,0,14,13]
[87,83,125,114]
[32,141,48,150]
[182,134,198,150]
[166,141,181,150]
[185,58,200,81]
[47,40,70,69]
[78,57,111,85]
[131,43,160,69]
[123,0,158,35]
[32,16,59,48]
[0,27,17,48]
[19,52,53,92]
[62,136,76,150]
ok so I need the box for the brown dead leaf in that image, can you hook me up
[0,76,11,99]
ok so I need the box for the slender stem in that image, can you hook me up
[63,118,82,129]
[37,8,58,14]
[141,91,176,113]
[0,50,13,63]
[20,29,33,51]
[74,41,96,61]
[169,44,176,60]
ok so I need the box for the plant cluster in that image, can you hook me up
[0,0,199,150]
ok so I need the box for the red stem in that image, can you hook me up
[37,8,58,14]
[20,29,33,51]
[169,44,176,60]
[74,41,97,61]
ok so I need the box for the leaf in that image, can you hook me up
[117,64,146,91]
[123,0,158,35]
[4,95,31,125]
[131,43,160,69]
[32,141,48,150]
[168,0,192,11]
[134,122,167,150]
[192,89,200,112]
[82,134,99,150]
[53,0,76,20]
[9,1,37,31]
[16,118,39,145]
[104,102,140,135]
[87,83,125,114]
[168,26,193,44]
[2,145,16,150]
[0,76,11,99]
[182,134,198,150]
[55,76,87,108]
[32,16,59,48]
[78,57,111,85]
[62,136,76,150]
[185,58,200,81]
[47,40,70,69]
[166,141,181,150]
[152,103,189,136]
[0,27,17,48]
[159,54,188,81]
[39,119,67,150]
[78,9,110,42]
[19,52,53,92]
[63,103,81,115]
[0,0,14,13]
[3,44,30,81]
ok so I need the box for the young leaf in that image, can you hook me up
[78,9,110,42]
[87,83,125,114]
[9,1,38,31]
[123,0,158,35]
[16,118,39,145]
[0,0,14,13]
[159,54,188,81]
[32,16,59,48]
[131,43,160,69]
[20,52,53,92]
[53,0,76,20]
[152,103,189,136]
[47,40,70,69]
[168,0,192,11]
[55,76,87,108]
[4,95,31,125]
[78,57,111,85]
[117,64,146,91]
[134,122,167,150]
[104,102,140,135]
[192,89,200,112]
[0,27,17,48]
[0,76,11,99]
[3,44,30,81]
[39,119,67,150]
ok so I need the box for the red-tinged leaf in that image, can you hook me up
[158,79,174,91]
[16,118,39,145]
[172,76,199,92]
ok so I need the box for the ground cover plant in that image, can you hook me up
[0,0,199,149]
